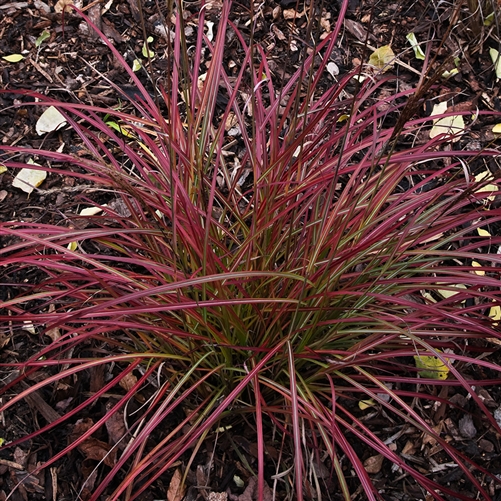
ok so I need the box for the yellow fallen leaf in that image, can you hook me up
[474,170,498,202]
[472,261,485,276]
[492,124,501,134]
[414,350,450,380]
[478,228,491,237]
[0,164,7,174]
[436,283,466,299]
[490,304,501,324]
[359,398,376,410]
[369,45,395,72]
[2,54,25,63]
[67,241,78,251]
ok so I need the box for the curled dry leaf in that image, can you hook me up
[363,454,384,474]
[167,468,186,501]
[105,400,126,447]
[70,418,116,467]
[119,371,137,391]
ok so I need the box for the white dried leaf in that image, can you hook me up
[206,21,214,42]
[429,101,464,142]
[22,321,36,334]
[12,160,47,194]
[327,61,339,77]
[36,106,67,135]
[79,206,103,216]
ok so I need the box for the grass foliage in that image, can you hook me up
[1,1,501,499]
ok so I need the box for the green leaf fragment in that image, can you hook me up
[36,30,51,47]
[406,33,425,60]
[442,68,459,79]
[132,58,142,72]
[414,350,450,380]
[142,36,155,58]
[484,12,495,26]
[106,121,135,138]
[490,48,501,79]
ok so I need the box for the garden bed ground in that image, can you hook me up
[1,0,501,500]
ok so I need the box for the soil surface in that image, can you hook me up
[1,0,501,500]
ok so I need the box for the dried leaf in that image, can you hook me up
[54,0,74,13]
[79,437,116,467]
[363,454,384,474]
[45,304,61,341]
[105,401,126,446]
[71,418,116,467]
[79,206,103,216]
[12,160,47,194]
[429,102,465,142]
[119,371,138,391]
[167,468,185,501]
[283,8,305,20]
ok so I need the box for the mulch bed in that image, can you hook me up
[1,0,501,499]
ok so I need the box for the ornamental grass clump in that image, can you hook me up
[1,1,501,500]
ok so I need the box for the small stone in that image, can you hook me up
[479,439,494,453]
